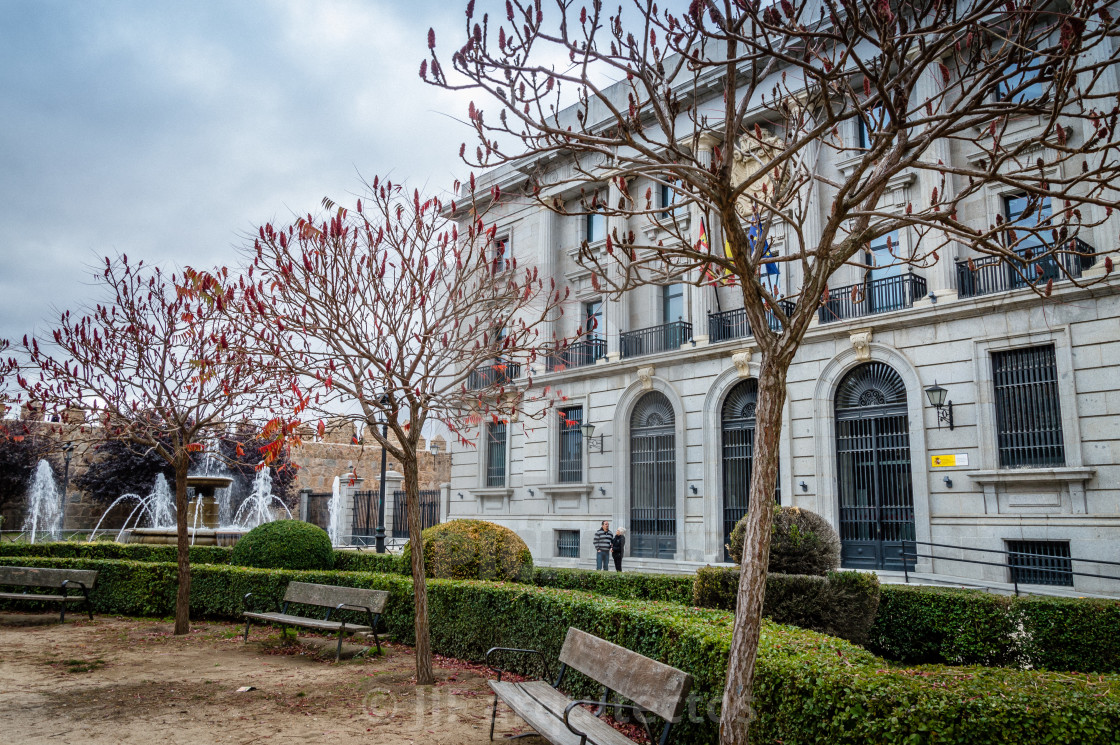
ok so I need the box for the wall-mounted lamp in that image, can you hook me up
[943,475,953,489]
[457,492,464,499]
[599,487,606,496]
[527,488,535,496]
[799,481,809,492]
[581,423,607,453]
[924,381,955,430]
[689,484,698,495]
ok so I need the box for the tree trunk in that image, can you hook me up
[402,450,434,685]
[173,455,191,636]
[719,354,791,744]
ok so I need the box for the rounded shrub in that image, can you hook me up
[728,506,840,575]
[401,519,532,582]
[230,519,333,571]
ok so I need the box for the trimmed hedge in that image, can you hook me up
[531,566,695,604]
[869,585,1120,673]
[332,549,407,575]
[727,506,841,574]
[401,519,533,582]
[0,540,233,564]
[1,556,1119,744]
[231,520,333,571]
[693,566,881,645]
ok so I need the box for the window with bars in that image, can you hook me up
[558,406,583,484]
[556,530,580,558]
[486,421,507,487]
[1007,540,1073,586]
[992,345,1065,468]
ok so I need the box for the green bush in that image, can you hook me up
[401,519,532,582]
[230,520,333,571]
[2,555,1119,744]
[332,549,407,575]
[0,540,232,564]
[531,566,695,603]
[727,506,840,574]
[869,585,1120,672]
[693,567,880,645]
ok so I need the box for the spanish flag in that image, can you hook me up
[700,217,736,286]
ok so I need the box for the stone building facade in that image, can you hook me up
[446,55,1120,596]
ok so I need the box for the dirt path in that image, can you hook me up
[0,615,545,744]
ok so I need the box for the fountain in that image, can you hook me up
[22,460,64,542]
[231,468,292,529]
[89,474,175,542]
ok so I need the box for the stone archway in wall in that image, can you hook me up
[813,344,932,571]
[629,391,677,559]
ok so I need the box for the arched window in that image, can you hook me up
[721,379,780,560]
[630,392,676,559]
[835,362,915,570]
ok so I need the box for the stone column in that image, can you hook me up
[605,178,629,361]
[916,59,957,295]
[691,136,720,341]
[379,469,404,539]
[537,206,557,348]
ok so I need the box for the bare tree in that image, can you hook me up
[226,176,570,685]
[19,257,285,635]
[425,0,1120,740]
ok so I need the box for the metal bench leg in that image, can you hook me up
[336,628,345,662]
[59,600,66,625]
[244,618,252,642]
[489,692,499,741]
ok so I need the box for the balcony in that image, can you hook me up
[620,320,692,358]
[817,272,927,324]
[708,299,797,342]
[546,338,607,372]
[466,360,521,390]
[956,239,1097,298]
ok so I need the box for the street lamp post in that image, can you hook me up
[60,442,75,532]
[375,394,390,554]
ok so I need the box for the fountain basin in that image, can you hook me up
[126,527,247,547]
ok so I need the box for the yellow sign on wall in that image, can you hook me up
[930,453,968,468]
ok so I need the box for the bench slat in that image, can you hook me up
[242,611,371,633]
[558,628,692,722]
[282,582,387,613]
[0,592,85,603]
[516,681,637,745]
[490,681,587,745]
[0,566,98,589]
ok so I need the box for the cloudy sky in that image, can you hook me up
[0,0,479,344]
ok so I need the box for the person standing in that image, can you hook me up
[611,526,626,572]
[594,520,612,570]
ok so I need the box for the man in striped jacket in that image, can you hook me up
[594,520,613,570]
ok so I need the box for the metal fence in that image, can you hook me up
[350,489,379,546]
[708,300,796,343]
[955,238,1097,298]
[620,320,692,358]
[391,489,440,538]
[467,361,521,390]
[818,273,927,324]
[546,338,606,372]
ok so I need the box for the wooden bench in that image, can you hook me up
[486,628,693,745]
[241,581,387,661]
[0,566,97,623]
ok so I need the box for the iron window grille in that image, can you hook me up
[558,406,583,483]
[486,421,507,487]
[556,530,580,558]
[992,345,1065,468]
[1007,540,1073,586]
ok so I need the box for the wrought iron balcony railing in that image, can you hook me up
[708,299,797,342]
[545,337,607,372]
[620,320,692,359]
[817,272,928,324]
[956,238,1097,298]
[466,360,521,390]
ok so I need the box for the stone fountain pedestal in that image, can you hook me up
[128,474,246,547]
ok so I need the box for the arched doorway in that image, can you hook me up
[835,362,915,570]
[720,379,781,561]
[630,391,676,559]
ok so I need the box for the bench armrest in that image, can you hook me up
[563,700,657,745]
[242,592,280,614]
[59,579,89,593]
[485,647,551,683]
